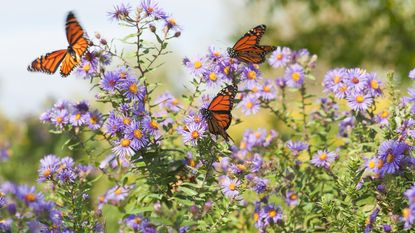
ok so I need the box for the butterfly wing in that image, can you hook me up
[232,25,266,51]
[205,85,237,141]
[59,53,78,77]
[27,49,68,74]
[236,46,277,64]
[66,12,86,47]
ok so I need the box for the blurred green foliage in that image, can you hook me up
[246,0,415,78]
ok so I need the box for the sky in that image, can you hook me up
[0,0,250,119]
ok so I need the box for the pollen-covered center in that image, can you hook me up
[209,72,217,81]
[352,76,359,84]
[83,63,91,72]
[245,101,253,109]
[370,79,379,89]
[268,209,277,217]
[263,85,271,93]
[333,75,341,84]
[386,153,394,163]
[75,112,81,121]
[276,53,283,60]
[368,159,376,169]
[25,193,36,202]
[355,95,364,103]
[191,130,199,139]
[194,61,202,69]
[247,71,256,80]
[129,83,138,94]
[319,153,328,161]
[223,66,230,75]
[291,72,300,81]
[134,129,143,139]
[150,120,159,129]
[43,169,51,177]
[115,187,122,195]
[381,111,389,119]
[121,138,131,147]
[228,182,236,191]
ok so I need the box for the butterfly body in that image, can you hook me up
[227,24,276,64]
[201,85,237,141]
[28,11,89,77]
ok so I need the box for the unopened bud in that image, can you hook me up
[150,24,156,33]
[95,32,101,39]
[174,31,181,38]
[100,39,107,45]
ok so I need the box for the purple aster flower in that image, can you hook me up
[38,154,60,182]
[365,72,382,97]
[275,77,286,89]
[346,68,368,92]
[16,185,43,207]
[364,208,379,233]
[53,100,69,110]
[220,176,241,199]
[86,110,102,130]
[203,67,226,87]
[251,153,263,173]
[104,112,123,135]
[338,114,355,137]
[373,110,389,126]
[108,3,131,20]
[141,0,167,19]
[101,71,120,92]
[212,157,230,173]
[252,177,268,193]
[120,79,146,101]
[179,226,190,233]
[0,193,6,208]
[77,164,94,178]
[164,16,181,32]
[106,186,129,205]
[285,64,304,88]
[364,157,383,175]
[405,183,415,205]
[383,224,392,232]
[285,191,299,206]
[39,109,53,123]
[69,111,86,127]
[241,66,261,87]
[332,83,349,99]
[238,95,260,115]
[268,47,292,68]
[155,92,181,112]
[76,58,97,78]
[112,137,135,157]
[262,204,282,225]
[141,219,157,233]
[310,150,337,168]
[125,121,148,150]
[125,214,144,231]
[115,66,134,82]
[377,140,408,174]
[50,110,69,128]
[207,45,223,61]
[346,92,373,111]
[323,68,347,92]
[0,219,12,233]
[286,140,308,157]
[402,207,415,230]
[410,68,415,80]
[258,80,277,101]
[27,220,49,233]
[143,117,160,135]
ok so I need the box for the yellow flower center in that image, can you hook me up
[237,164,246,171]
[194,116,201,123]
[115,188,122,195]
[263,85,271,93]
[56,116,63,124]
[368,159,376,169]
[188,159,196,167]
[134,217,142,224]
[245,101,253,109]
[290,194,298,200]
[247,71,256,80]
[254,212,259,221]
[209,72,217,81]
[370,80,379,89]
[251,86,258,93]
[129,83,138,94]
[83,63,90,72]
[121,138,130,147]
[123,117,131,125]
[150,120,159,129]
[25,193,36,202]
[276,53,283,60]
[365,217,370,225]
[381,111,389,119]
[355,95,364,103]
[172,99,178,105]
[168,18,176,26]
[403,208,411,219]
[134,129,143,139]
[75,112,81,121]
[268,209,277,218]
[214,51,221,57]
[228,182,236,191]
[340,85,347,93]
[377,159,384,168]
[319,153,328,161]
[90,116,97,124]
[223,66,230,75]
[194,61,202,69]
[333,75,341,84]
[386,153,394,163]
[352,77,359,84]
[240,141,246,150]
[291,72,300,81]
[255,132,261,139]
[43,169,51,177]
[191,130,199,139]
[147,7,154,13]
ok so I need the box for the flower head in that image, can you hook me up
[268,47,292,68]
[311,150,337,168]
[285,64,304,88]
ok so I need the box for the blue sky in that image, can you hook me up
[0,0,252,118]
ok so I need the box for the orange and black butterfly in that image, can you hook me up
[227,25,276,64]
[200,85,238,141]
[28,11,89,77]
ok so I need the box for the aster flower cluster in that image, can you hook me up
[75,50,111,79]
[323,68,383,111]
[402,184,415,229]
[38,154,93,183]
[0,182,65,232]
[40,99,102,130]
[124,214,157,233]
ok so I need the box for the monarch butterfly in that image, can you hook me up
[28,11,89,77]
[227,24,276,64]
[200,85,238,141]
